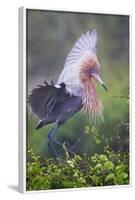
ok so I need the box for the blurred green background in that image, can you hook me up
[26,9,129,158]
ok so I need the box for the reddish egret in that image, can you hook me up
[28,30,107,155]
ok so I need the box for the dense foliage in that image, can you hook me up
[26,148,129,191]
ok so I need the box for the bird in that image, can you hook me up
[28,30,108,156]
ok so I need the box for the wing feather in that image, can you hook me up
[57,30,98,96]
[28,81,70,120]
[63,30,97,69]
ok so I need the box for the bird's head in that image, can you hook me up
[80,53,108,92]
[79,53,108,120]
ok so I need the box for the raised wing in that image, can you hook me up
[64,30,97,69]
[57,30,98,96]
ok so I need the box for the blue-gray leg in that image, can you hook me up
[47,121,62,157]
[47,122,82,157]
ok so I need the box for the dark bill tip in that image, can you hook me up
[101,83,108,92]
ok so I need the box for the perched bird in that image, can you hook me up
[28,30,108,155]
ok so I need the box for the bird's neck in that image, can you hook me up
[81,78,103,119]
[79,55,102,119]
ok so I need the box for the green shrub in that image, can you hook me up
[26,148,129,191]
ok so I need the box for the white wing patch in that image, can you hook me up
[57,30,98,96]
[64,30,97,69]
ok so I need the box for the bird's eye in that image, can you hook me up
[90,68,99,75]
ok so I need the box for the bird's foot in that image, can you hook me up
[47,135,82,158]
[62,142,76,157]
[62,137,82,156]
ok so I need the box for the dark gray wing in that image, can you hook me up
[28,81,70,120]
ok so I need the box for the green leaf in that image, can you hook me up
[79,177,86,184]
[104,161,115,170]
[95,163,102,170]
[74,155,82,161]
[99,154,108,162]
[66,160,74,168]
[105,173,115,182]
[62,180,74,188]
[115,164,126,172]
[91,154,98,163]
[117,172,128,180]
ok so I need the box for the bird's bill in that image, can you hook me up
[91,73,108,92]
[101,83,108,92]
